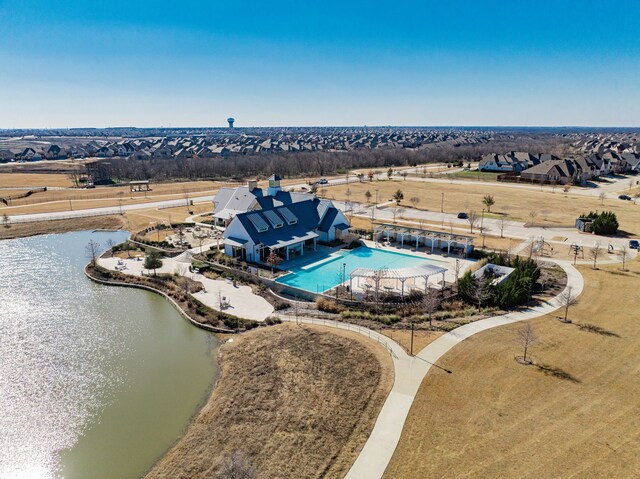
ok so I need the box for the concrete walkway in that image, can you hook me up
[281,259,583,479]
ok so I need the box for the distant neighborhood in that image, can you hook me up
[480,151,640,184]
[0,127,492,163]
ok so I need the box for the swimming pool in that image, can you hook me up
[276,246,435,293]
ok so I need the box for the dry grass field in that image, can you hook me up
[0,172,75,188]
[384,258,640,479]
[146,323,393,479]
[380,329,444,355]
[0,180,228,215]
[326,179,640,236]
[0,215,125,240]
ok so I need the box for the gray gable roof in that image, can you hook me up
[233,199,325,248]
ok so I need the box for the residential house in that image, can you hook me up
[520,158,592,185]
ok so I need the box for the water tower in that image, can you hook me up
[227,117,235,128]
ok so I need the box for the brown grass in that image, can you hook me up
[0,172,74,188]
[327,179,640,236]
[384,258,640,479]
[0,215,125,240]
[146,323,394,479]
[0,180,227,215]
[380,329,444,355]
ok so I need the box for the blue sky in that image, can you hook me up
[0,0,639,128]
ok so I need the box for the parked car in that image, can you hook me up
[630,240,640,249]
[318,178,329,185]
[618,194,632,201]
[457,212,468,219]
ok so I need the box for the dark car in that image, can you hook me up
[457,212,468,219]
[630,240,640,249]
[618,194,632,201]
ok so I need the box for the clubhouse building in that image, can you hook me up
[213,175,350,263]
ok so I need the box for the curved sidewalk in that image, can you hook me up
[284,260,583,479]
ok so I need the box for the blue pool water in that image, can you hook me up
[276,246,433,293]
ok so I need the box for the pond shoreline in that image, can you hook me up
[84,264,235,334]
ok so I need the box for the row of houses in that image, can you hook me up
[0,128,494,163]
[480,151,640,184]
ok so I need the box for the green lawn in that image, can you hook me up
[447,170,501,181]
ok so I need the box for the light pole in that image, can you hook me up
[342,262,346,297]
[441,192,444,213]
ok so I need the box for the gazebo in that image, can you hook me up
[349,262,447,298]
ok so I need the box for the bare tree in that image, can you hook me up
[470,277,492,310]
[396,207,406,220]
[2,214,10,229]
[558,286,579,323]
[619,244,631,271]
[409,196,420,209]
[219,450,257,479]
[589,241,602,269]
[85,239,101,266]
[266,249,282,273]
[106,239,116,257]
[515,323,540,364]
[422,288,441,326]
[467,210,479,233]
[498,216,506,238]
[598,191,606,206]
[183,186,191,208]
[364,190,372,204]
[528,210,538,223]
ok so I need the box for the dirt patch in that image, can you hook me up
[146,323,394,479]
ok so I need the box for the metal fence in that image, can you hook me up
[279,313,399,359]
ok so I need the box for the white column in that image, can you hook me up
[286,246,290,260]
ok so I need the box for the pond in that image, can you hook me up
[0,230,219,479]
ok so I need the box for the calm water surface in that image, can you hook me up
[0,231,218,479]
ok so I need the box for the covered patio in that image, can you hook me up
[256,231,319,263]
[373,223,474,257]
[349,262,448,298]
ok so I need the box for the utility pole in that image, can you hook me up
[441,192,444,213]
[410,322,415,356]
[69,199,73,211]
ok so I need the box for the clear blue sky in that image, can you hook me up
[1,0,638,128]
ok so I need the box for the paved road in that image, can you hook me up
[280,260,584,479]
[337,200,636,249]
[390,172,637,199]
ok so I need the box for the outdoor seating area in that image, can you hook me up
[350,262,448,299]
[373,223,474,257]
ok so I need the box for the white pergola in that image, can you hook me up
[373,223,474,257]
[349,262,447,298]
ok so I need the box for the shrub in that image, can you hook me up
[316,298,345,313]
[264,316,282,325]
